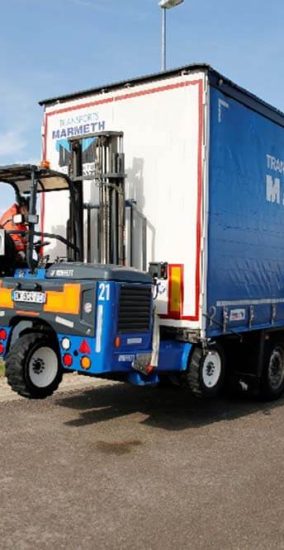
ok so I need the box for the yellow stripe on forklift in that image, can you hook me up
[0,287,13,309]
[44,284,81,315]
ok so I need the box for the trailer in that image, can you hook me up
[1,63,284,400]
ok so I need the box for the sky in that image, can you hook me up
[1,0,284,171]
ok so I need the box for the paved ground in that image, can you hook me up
[1,375,284,550]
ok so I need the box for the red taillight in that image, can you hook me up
[79,340,91,354]
[63,353,73,367]
[0,343,4,354]
[0,329,7,340]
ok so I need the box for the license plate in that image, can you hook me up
[13,290,46,304]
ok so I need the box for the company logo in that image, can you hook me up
[56,270,74,277]
[49,269,74,277]
[52,112,106,140]
[51,111,106,169]
[266,155,284,206]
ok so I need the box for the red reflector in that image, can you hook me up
[145,365,155,375]
[0,329,7,340]
[0,343,4,354]
[63,353,73,367]
[79,340,91,354]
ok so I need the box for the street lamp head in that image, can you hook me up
[159,0,184,8]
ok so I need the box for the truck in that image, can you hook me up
[1,62,284,400]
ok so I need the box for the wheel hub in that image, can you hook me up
[32,358,45,375]
[28,346,58,388]
[205,361,215,377]
[202,351,222,388]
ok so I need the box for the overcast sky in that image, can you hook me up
[1,0,284,168]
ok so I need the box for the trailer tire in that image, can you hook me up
[259,342,284,401]
[5,332,62,399]
[184,345,225,398]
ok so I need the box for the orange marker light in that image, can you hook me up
[81,356,91,370]
[114,336,121,348]
[40,160,50,169]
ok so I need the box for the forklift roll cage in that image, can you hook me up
[0,131,128,273]
[0,163,81,271]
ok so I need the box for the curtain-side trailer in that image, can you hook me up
[1,63,284,400]
[38,64,284,399]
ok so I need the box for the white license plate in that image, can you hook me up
[13,290,46,304]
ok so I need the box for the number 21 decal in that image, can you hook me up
[98,283,110,301]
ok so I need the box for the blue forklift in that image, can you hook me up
[0,132,159,398]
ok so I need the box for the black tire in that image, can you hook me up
[259,342,284,401]
[183,345,225,398]
[5,332,63,399]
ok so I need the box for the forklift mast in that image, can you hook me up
[68,131,126,266]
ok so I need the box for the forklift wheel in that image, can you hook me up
[183,345,225,399]
[6,332,63,399]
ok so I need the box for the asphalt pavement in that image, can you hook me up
[1,375,284,550]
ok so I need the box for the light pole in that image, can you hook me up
[159,0,184,72]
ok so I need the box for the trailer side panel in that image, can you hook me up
[207,86,284,337]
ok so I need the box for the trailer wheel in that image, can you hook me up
[260,342,284,400]
[5,332,62,399]
[184,345,225,398]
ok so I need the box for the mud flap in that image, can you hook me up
[131,305,160,376]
